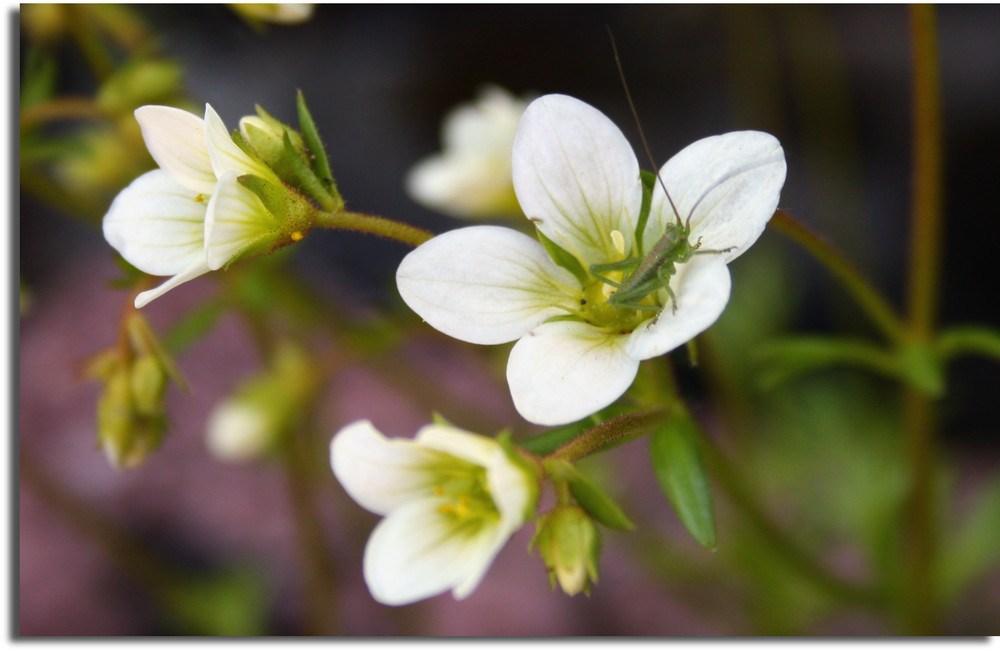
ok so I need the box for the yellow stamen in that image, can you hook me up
[610,230,626,258]
[194,194,206,203]
[290,231,304,241]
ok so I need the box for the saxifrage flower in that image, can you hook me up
[330,420,538,605]
[397,94,786,425]
[102,103,287,308]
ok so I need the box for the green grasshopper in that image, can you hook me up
[591,31,733,315]
[589,205,732,314]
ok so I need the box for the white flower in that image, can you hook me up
[102,104,283,308]
[406,85,527,219]
[397,94,786,426]
[330,420,538,606]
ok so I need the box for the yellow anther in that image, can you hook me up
[290,231,304,242]
[610,230,626,258]
[194,194,206,203]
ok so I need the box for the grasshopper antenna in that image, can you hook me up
[607,27,684,227]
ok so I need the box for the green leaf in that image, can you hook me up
[535,227,588,285]
[20,47,58,111]
[939,472,1000,603]
[567,470,634,531]
[162,299,225,355]
[158,567,269,636]
[649,415,717,549]
[296,90,335,190]
[937,325,1000,363]
[753,336,901,391]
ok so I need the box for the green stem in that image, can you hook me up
[770,209,907,345]
[312,209,434,247]
[900,3,944,635]
[282,431,341,635]
[545,408,672,463]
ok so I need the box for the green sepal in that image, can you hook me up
[237,173,313,232]
[282,131,342,211]
[296,91,336,191]
[634,169,656,252]
[430,412,454,427]
[536,227,588,285]
[649,415,717,549]
[564,466,634,531]
[230,128,262,162]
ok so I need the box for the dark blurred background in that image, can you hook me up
[18,4,1000,636]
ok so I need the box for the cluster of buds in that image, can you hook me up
[84,312,184,469]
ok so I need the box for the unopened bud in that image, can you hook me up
[531,505,601,596]
[97,367,166,469]
[205,342,318,463]
[130,354,168,415]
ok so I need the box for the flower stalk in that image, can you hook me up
[311,209,433,247]
[769,209,907,345]
[901,3,944,635]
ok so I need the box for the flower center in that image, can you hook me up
[433,466,500,526]
[575,230,662,334]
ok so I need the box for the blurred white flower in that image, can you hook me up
[102,104,283,308]
[330,420,538,605]
[230,3,314,25]
[205,401,273,463]
[406,85,527,219]
[397,94,786,425]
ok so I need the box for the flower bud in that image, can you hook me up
[97,366,166,469]
[531,505,601,596]
[129,353,168,415]
[239,109,305,182]
[206,342,318,463]
[96,59,185,116]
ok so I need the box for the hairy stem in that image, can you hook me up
[546,408,672,463]
[312,209,434,247]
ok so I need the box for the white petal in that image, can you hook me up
[134,105,217,196]
[506,320,639,426]
[203,104,274,181]
[134,260,211,308]
[647,131,786,263]
[203,172,280,270]
[330,421,443,516]
[102,170,208,276]
[485,447,535,529]
[405,155,519,218]
[512,94,642,265]
[625,255,732,360]
[414,424,500,468]
[362,497,501,606]
[396,226,581,345]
